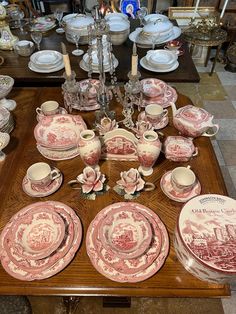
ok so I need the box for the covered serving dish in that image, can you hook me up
[164,136,198,162]
[64,14,94,44]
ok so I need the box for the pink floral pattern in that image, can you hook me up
[77,166,105,194]
[116,168,145,195]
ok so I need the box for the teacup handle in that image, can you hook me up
[51,169,61,180]
[36,107,43,115]
[163,109,168,118]
[143,182,155,192]
[68,180,80,189]
[202,124,219,137]
[192,147,198,157]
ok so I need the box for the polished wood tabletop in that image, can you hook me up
[0,86,229,297]
[0,21,200,86]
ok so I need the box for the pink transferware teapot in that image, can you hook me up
[170,103,219,138]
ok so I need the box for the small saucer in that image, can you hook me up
[138,111,169,130]
[160,170,201,203]
[36,107,67,122]
[22,168,63,197]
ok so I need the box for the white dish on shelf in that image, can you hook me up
[129,26,181,48]
[79,58,118,73]
[28,61,64,73]
[30,50,63,68]
[140,56,179,73]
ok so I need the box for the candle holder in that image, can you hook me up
[61,71,80,113]
[122,70,143,129]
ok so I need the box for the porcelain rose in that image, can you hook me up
[96,117,118,135]
[77,166,106,194]
[133,120,154,138]
[116,168,145,195]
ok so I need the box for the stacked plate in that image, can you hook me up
[129,26,181,49]
[174,194,236,284]
[0,201,82,281]
[34,114,87,161]
[140,49,179,73]
[140,78,178,108]
[80,52,118,73]
[0,107,14,133]
[28,50,64,74]
[86,202,169,283]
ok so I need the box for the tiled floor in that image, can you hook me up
[194,62,236,313]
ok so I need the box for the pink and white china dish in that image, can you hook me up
[98,208,152,259]
[34,114,87,150]
[0,201,82,280]
[160,170,201,202]
[10,209,65,261]
[86,202,169,282]
[36,144,80,161]
[140,78,177,108]
[34,114,87,160]
[141,78,166,98]
[22,167,63,197]
[174,194,236,284]
[138,110,169,130]
[170,103,219,138]
[164,136,198,162]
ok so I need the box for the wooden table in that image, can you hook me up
[0,86,229,297]
[0,26,200,86]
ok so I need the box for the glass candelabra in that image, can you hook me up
[122,71,143,129]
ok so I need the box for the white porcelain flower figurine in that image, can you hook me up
[116,168,145,195]
[96,117,118,135]
[133,120,154,138]
[77,166,106,194]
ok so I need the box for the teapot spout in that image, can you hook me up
[170,102,177,117]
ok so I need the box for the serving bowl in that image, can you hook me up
[146,49,178,69]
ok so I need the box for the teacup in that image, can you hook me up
[27,162,61,187]
[145,104,168,125]
[166,40,182,51]
[171,166,196,193]
[14,40,34,57]
[36,101,60,116]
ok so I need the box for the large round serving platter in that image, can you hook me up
[140,57,179,73]
[36,144,80,161]
[0,201,82,281]
[86,202,169,283]
[30,16,56,32]
[129,26,181,48]
[93,208,163,275]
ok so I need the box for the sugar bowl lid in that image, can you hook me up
[143,19,172,35]
[178,194,236,274]
[65,14,94,28]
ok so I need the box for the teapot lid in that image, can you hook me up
[176,105,213,124]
